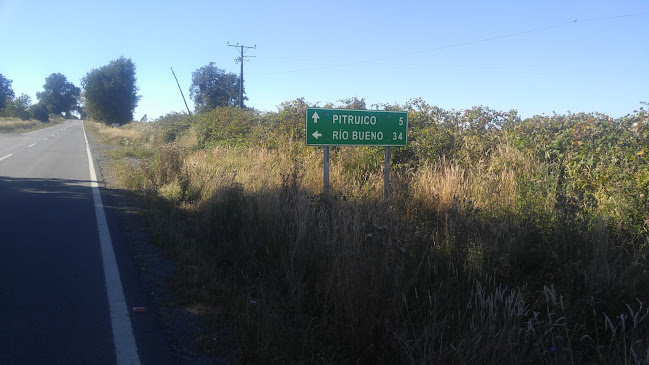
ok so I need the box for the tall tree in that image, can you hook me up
[0,74,15,110]
[82,57,140,125]
[189,63,243,112]
[36,73,80,116]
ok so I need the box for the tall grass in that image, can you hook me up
[88,103,649,364]
[0,117,51,133]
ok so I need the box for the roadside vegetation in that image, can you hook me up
[88,99,649,364]
[0,116,65,133]
[0,117,46,133]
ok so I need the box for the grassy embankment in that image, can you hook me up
[87,100,649,364]
[0,116,65,133]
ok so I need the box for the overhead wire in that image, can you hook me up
[252,11,649,76]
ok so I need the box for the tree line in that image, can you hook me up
[1,57,139,125]
[0,73,75,123]
[1,57,245,125]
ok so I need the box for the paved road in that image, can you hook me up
[0,121,172,364]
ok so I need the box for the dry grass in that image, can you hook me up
[90,119,649,364]
[84,120,150,146]
[0,117,52,133]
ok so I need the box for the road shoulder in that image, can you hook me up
[86,128,232,364]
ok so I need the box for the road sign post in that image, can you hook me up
[305,108,408,197]
[384,146,390,198]
[323,146,329,195]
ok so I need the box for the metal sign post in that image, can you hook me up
[323,146,330,195]
[384,146,390,198]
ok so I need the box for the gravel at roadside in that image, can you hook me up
[88,133,237,365]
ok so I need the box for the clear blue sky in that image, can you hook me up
[1,0,647,120]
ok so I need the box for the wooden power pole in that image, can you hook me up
[227,43,256,108]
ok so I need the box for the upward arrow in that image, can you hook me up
[312,111,320,123]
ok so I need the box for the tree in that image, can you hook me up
[36,73,80,116]
[82,57,140,125]
[31,103,49,123]
[0,94,32,120]
[0,74,14,110]
[189,63,243,112]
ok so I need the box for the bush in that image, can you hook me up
[194,106,258,147]
[153,112,192,143]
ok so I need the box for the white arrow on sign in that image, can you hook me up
[312,111,320,123]
[312,131,322,139]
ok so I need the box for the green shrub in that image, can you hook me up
[153,112,192,143]
[194,106,258,147]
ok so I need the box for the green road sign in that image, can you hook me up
[305,108,408,146]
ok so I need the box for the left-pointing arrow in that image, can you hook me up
[312,131,322,139]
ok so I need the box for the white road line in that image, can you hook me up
[0,154,13,162]
[20,121,68,136]
[27,143,36,148]
[43,138,49,141]
[21,128,47,136]
[82,122,141,365]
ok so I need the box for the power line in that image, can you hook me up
[578,11,649,23]
[411,11,649,55]
[253,11,649,76]
[227,42,256,108]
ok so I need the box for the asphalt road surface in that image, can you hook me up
[0,121,172,364]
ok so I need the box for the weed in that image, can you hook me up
[89,104,649,364]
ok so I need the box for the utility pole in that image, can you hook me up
[170,67,192,116]
[227,42,256,108]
